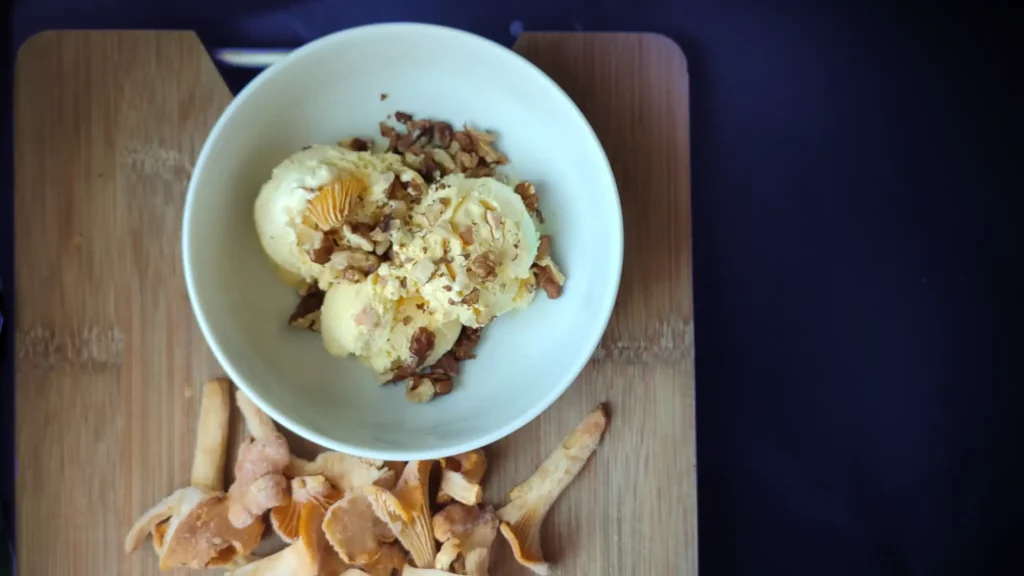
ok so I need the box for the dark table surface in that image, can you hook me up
[2,1,1019,575]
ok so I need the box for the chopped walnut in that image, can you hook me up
[288,288,326,331]
[533,265,562,299]
[330,249,380,275]
[427,372,454,396]
[454,150,479,172]
[466,127,507,165]
[308,235,335,264]
[421,153,440,182]
[387,176,412,204]
[461,288,481,306]
[430,148,457,175]
[514,181,543,221]
[453,131,475,153]
[410,327,436,365]
[346,138,371,152]
[405,377,436,403]
[395,111,414,124]
[433,122,453,148]
[452,327,482,361]
[381,127,400,153]
[459,226,474,246]
[464,165,494,178]
[431,352,460,376]
[396,132,417,154]
[469,252,498,282]
[342,268,366,283]
[537,235,552,261]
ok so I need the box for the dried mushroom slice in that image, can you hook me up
[437,470,481,506]
[228,390,291,528]
[496,405,609,575]
[287,452,395,492]
[125,379,264,569]
[271,475,341,543]
[434,540,461,571]
[437,450,487,505]
[322,491,395,565]
[359,543,408,576]
[363,461,436,568]
[232,500,326,576]
[431,504,499,576]
[190,378,232,491]
[159,493,264,570]
[307,178,364,231]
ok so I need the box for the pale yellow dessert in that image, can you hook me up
[379,174,540,328]
[253,144,417,289]
[255,119,563,389]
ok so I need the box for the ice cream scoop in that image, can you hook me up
[253,145,412,289]
[378,174,540,328]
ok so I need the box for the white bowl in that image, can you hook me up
[183,23,622,460]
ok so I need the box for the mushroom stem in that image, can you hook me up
[190,379,232,491]
[236,388,280,441]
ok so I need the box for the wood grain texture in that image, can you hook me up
[14,31,233,576]
[13,30,694,575]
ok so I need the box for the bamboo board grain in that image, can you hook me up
[13,30,694,575]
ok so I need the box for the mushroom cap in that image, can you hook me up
[323,491,394,565]
[287,452,395,492]
[158,490,264,570]
[271,475,341,543]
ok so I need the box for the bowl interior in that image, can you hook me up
[184,24,622,459]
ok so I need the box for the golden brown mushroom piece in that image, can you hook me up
[124,379,264,569]
[230,499,327,576]
[322,489,395,565]
[270,475,341,543]
[437,450,487,506]
[431,504,499,576]
[363,460,437,568]
[228,390,292,528]
[287,451,396,492]
[496,405,609,575]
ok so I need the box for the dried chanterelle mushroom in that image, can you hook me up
[124,379,264,569]
[363,460,437,568]
[431,503,500,576]
[230,498,328,576]
[322,489,396,565]
[228,390,292,528]
[496,405,609,575]
[270,475,340,543]
[286,451,396,492]
[437,449,487,506]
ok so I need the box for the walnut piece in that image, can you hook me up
[514,181,542,221]
[289,289,326,331]
[308,235,335,264]
[433,122,454,148]
[452,327,481,361]
[346,138,371,152]
[537,235,552,261]
[533,265,562,299]
[330,249,381,276]
[469,252,498,282]
[405,377,436,403]
[409,327,436,364]
[431,352,460,376]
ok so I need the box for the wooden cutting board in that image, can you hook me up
[14,30,694,575]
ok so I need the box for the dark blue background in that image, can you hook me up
[2,1,1019,575]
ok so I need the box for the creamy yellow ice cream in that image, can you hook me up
[256,135,554,383]
[253,145,413,289]
[318,174,540,378]
[377,174,540,327]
